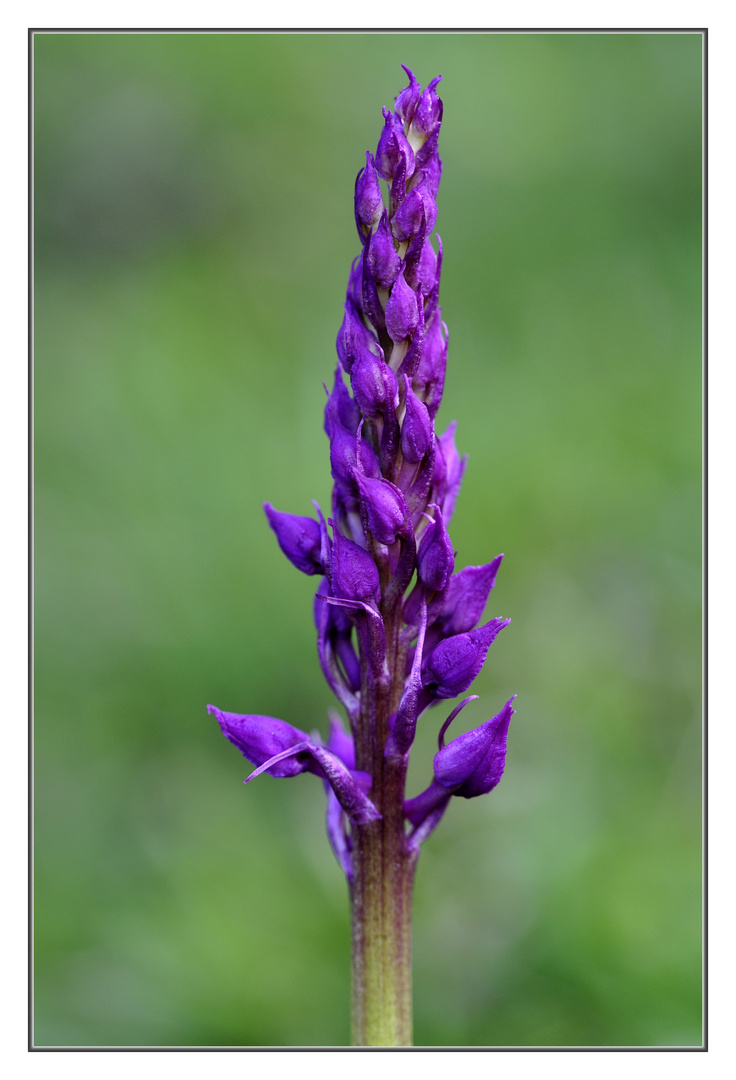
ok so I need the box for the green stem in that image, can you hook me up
[350,764,415,1045]
[350,611,414,1046]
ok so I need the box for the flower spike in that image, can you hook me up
[209,71,516,1030]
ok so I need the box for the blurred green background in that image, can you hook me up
[33,32,702,1047]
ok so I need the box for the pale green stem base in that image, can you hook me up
[350,802,416,1046]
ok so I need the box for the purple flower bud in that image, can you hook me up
[375,108,415,181]
[263,503,325,576]
[351,346,397,418]
[330,420,380,491]
[421,149,443,202]
[433,697,515,798]
[421,617,510,699]
[390,151,408,217]
[414,309,447,418]
[366,210,401,289]
[406,236,437,296]
[331,523,381,605]
[413,128,443,208]
[401,374,433,463]
[417,504,454,592]
[355,152,384,236]
[437,421,467,522]
[353,472,408,546]
[392,183,437,244]
[324,365,361,436]
[336,299,379,374]
[385,268,419,343]
[394,64,421,126]
[412,76,443,139]
[208,706,311,778]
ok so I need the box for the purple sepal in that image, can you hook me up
[334,633,361,694]
[381,517,418,609]
[324,365,361,436]
[375,108,415,181]
[351,345,397,419]
[317,594,389,704]
[396,287,425,382]
[433,697,515,798]
[415,138,443,202]
[347,252,364,309]
[414,308,447,418]
[392,182,437,244]
[394,64,421,125]
[429,556,504,640]
[385,268,419,343]
[411,76,443,139]
[314,584,361,709]
[353,472,409,546]
[263,503,325,576]
[406,236,437,298]
[424,232,443,323]
[436,421,467,523]
[354,152,384,238]
[378,380,401,478]
[366,210,401,289]
[327,710,356,770]
[336,299,379,374]
[208,706,310,778]
[436,695,480,750]
[361,240,388,338]
[401,375,433,464]
[330,418,380,492]
[389,151,408,218]
[311,500,332,579]
[331,522,381,606]
[403,696,478,829]
[416,503,455,592]
[421,617,510,701]
[404,434,436,519]
[244,739,382,826]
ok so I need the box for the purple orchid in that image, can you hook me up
[208,68,514,1047]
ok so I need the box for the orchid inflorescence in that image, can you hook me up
[208,68,514,1041]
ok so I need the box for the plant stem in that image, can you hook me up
[350,609,414,1046]
[350,784,415,1045]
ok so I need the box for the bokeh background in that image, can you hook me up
[33,32,702,1047]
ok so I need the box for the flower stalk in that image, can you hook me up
[208,67,515,1048]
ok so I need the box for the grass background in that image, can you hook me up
[33,31,702,1047]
